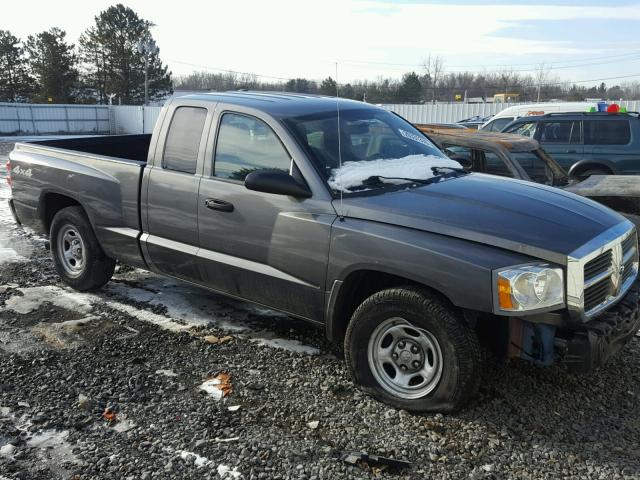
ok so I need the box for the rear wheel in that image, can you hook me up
[50,206,115,291]
[345,287,481,412]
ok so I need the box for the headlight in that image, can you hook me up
[496,265,564,312]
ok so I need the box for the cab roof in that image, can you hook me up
[175,91,373,117]
[416,125,541,152]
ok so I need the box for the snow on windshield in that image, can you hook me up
[327,154,463,192]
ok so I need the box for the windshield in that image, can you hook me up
[283,108,462,194]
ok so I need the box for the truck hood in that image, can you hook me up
[334,173,628,265]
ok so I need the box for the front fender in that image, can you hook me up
[327,218,539,314]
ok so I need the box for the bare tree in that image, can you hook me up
[422,54,444,103]
[534,63,550,102]
[496,69,517,102]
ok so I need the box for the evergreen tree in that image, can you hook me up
[397,72,422,103]
[319,77,337,96]
[25,28,78,103]
[78,4,172,104]
[0,30,32,102]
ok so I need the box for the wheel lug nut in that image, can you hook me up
[411,346,419,354]
[400,365,408,371]
[412,360,420,368]
[398,341,405,349]
[392,353,398,360]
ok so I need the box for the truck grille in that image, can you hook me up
[582,231,638,316]
[584,250,612,280]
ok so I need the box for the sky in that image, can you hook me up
[3,0,640,86]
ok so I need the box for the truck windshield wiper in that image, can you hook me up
[362,175,435,187]
[361,169,469,190]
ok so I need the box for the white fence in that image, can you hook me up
[3,100,640,136]
[380,102,524,124]
[110,105,162,134]
[382,100,640,124]
[0,103,162,136]
[0,103,111,135]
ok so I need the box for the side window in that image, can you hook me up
[483,151,513,177]
[584,120,631,145]
[538,121,580,144]
[484,117,514,132]
[505,122,536,138]
[163,107,207,174]
[214,113,291,181]
[511,152,553,184]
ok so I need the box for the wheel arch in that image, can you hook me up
[38,190,88,234]
[569,159,616,176]
[325,268,459,344]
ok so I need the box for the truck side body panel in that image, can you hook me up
[9,145,147,268]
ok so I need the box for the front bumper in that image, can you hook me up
[561,279,640,372]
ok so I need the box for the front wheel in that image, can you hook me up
[344,287,481,412]
[50,206,115,291]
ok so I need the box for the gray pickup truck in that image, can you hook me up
[7,92,640,412]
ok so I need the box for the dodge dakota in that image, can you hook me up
[7,92,640,412]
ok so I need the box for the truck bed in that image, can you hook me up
[9,135,150,270]
[32,134,152,163]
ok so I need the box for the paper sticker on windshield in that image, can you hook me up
[398,128,431,147]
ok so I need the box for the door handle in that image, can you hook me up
[565,150,577,154]
[204,198,234,212]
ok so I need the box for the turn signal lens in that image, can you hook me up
[498,277,513,309]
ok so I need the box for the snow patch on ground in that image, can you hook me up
[0,443,16,458]
[2,278,317,356]
[0,246,25,264]
[155,369,178,377]
[112,418,136,433]
[31,316,99,349]
[218,464,242,478]
[327,154,462,192]
[180,450,211,468]
[249,336,320,355]
[105,273,256,332]
[3,286,94,315]
[26,429,80,465]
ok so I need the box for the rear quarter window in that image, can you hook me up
[484,117,514,132]
[163,107,208,174]
[584,120,631,145]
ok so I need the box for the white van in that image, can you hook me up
[480,102,598,132]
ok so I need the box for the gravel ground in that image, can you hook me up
[1,140,640,480]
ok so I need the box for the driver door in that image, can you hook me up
[196,108,335,320]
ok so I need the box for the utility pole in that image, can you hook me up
[137,37,158,106]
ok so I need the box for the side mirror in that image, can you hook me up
[245,170,312,198]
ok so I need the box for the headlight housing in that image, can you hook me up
[495,265,564,313]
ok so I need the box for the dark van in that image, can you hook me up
[502,112,640,176]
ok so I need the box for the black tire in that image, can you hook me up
[50,206,115,291]
[344,287,481,412]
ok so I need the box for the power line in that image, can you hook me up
[334,50,640,71]
[337,52,640,74]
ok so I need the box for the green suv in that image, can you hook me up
[502,112,640,176]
